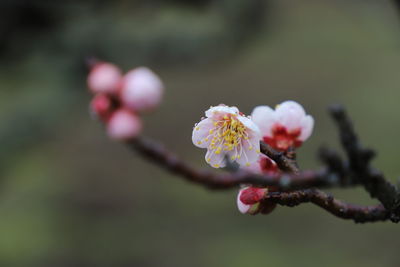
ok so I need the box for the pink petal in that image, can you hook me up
[107,109,142,140]
[87,62,122,94]
[120,67,164,112]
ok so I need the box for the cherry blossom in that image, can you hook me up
[192,105,262,168]
[251,101,314,151]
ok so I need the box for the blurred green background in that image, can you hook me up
[1,0,400,266]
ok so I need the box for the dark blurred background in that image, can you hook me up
[1,0,400,266]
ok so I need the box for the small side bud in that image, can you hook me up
[87,62,122,94]
[239,187,267,205]
[90,94,114,122]
[107,109,142,141]
[120,67,164,113]
[237,187,267,215]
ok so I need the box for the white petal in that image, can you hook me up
[276,101,306,117]
[237,188,251,214]
[236,136,261,167]
[240,156,263,174]
[251,105,276,137]
[192,118,214,148]
[205,149,226,168]
[205,105,239,118]
[237,115,261,136]
[299,115,314,141]
[275,101,306,130]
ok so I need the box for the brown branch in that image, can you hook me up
[260,142,300,173]
[318,146,350,185]
[330,104,400,222]
[264,189,390,223]
[260,136,389,223]
[127,137,343,190]
[127,136,392,223]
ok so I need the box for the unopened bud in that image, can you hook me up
[87,62,122,94]
[120,67,164,112]
[90,94,114,122]
[107,109,142,140]
[237,187,267,215]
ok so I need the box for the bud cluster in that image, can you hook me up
[87,61,164,140]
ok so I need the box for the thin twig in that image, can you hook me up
[126,136,392,223]
[260,141,299,173]
[128,137,341,190]
[265,189,390,223]
[261,137,389,223]
[330,104,400,222]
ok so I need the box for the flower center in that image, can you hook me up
[264,124,302,151]
[210,115,247,152]
[203,114,254,167]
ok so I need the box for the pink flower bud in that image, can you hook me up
[87,62,122,94]
[239,187,266,205]
[120,67,164,112]
[237,187,267,215]
[107,109,142,141]
[90,94,114,122]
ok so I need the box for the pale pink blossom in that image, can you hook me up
[192,105,262,168]
[120,67,164,112]
[107,109,142,140]
[87,62,122,94]
[237,187,267,214]
[251,101,314,151]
